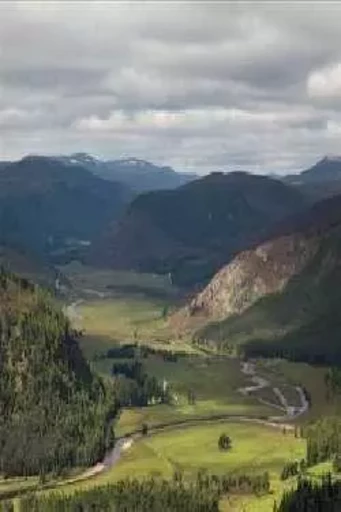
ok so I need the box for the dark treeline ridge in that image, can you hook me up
[241,305,341,366]
[277,474,341,511]
[16,471,270,511]
[0,268,116,477]
[111,360,170,407]
[101,344,181,362]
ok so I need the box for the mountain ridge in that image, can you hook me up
[95,171,307,287]
[0,156,132,262]
[173,191,341,362]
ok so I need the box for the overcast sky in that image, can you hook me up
[1,1,341,174]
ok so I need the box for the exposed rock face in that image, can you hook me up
[182,234,319,322]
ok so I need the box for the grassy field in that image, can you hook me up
[114,422,305,479]
[60,263,195,358]
[78,298,181,356]
[46,421,305,512]
[115,356,276,437]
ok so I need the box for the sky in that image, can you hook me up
[1,1,341,174]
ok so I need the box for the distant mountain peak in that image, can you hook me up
[322,155,341,163]
[68,152,102,166]
[119,157,150,167]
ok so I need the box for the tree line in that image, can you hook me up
[96,343,181,363]
[111,360,171,407]
[15,470,271,511]
[304,416,341,467]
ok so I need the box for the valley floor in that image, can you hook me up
[4,265,341,511]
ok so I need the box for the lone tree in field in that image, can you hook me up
[218,433,231,451]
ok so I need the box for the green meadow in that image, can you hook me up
[4,264,334,511]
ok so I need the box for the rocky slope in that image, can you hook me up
[183,234,318,322]
[174,193,341,363]
[96,171,306,287]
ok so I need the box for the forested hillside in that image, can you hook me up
[97,171,306,287]
[0,269,115,477]
[0,156,132,262]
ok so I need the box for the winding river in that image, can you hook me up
[74,359,309,483]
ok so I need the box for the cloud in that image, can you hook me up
[1,2,341,172]
[308,63,341,98]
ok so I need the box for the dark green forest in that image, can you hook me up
[0,269,116,477]
[277,474,341,511]
[111,360,171,407]
[15,471,270,511]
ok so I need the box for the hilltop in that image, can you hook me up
[95,171,306,287]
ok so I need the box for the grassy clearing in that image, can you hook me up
[0,476,39,497]
[115,356,275,437]
[41,421,305,510]
[60,264,194,358]
[60,263,177,298]
[79,298,176,355]
[130,422,305,478]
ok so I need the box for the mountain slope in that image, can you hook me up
[0,156,132,261]
[176,193,341,363]
[95,172,306,287]
[283,156,341,201]
[0,269,114,476]
[58,153,196,192]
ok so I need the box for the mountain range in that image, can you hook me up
[54,153,196,193]
[94,171,307,287]
[1,153,341,288]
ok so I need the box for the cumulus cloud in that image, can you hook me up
[1,2,341,172]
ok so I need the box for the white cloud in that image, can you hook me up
[308,63,341,98]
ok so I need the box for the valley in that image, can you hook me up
[2,264,325,511]
[3,4,341,509]
[1,161,341,510]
